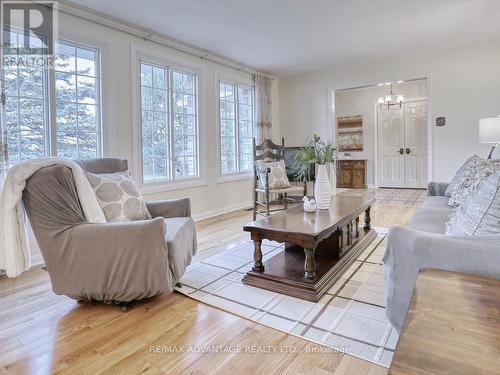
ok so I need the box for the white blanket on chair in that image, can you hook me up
[0,158,106,277]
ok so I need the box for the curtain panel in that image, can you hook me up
[254,74,273,144]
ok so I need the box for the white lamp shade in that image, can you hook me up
[479,117,500,144]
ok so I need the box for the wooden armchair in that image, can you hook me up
[253,138,304,220]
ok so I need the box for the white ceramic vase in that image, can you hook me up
[314,164,331,209]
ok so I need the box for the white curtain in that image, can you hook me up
[1,57,6,187]
[254,74,273,144]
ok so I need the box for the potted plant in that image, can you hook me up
[294,134,336,209]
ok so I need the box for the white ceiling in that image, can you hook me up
[67,0,500,75]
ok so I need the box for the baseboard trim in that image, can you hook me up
[192,202,253,222]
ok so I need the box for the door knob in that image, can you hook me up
[399,148,404,155]
[406,148,411,154]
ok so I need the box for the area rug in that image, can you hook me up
[175,228,397,368]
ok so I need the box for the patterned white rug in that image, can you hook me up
[175,228,398,368]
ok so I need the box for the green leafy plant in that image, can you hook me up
[293,134,336,182]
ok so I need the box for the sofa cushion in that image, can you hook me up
[408,196,452,234]
[444,155,481,197]
[448,157,498,208]
[165,217,197,280]
[419,196,452,212]
[85,171,151,222]
[446,171,500,235]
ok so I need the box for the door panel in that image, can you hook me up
[378,100,428,188]
[420,104,429,186]
[404,101,428,188]
[378,106,405,187]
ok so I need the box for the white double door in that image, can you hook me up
[378,100,428,188]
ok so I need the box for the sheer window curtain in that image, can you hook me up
[254,74,273,144]
[0,66,6,187]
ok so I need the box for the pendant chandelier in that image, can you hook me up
[377,84,404,109]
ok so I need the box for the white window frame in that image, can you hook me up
[2,27,51,166]
[51,39,103,159]
[216,71,255,183]
[131,45,207,194]
[1,30,103,165]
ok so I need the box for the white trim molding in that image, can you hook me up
[130,43,209,193]
[58,0,273,79]
[192,202,252,222]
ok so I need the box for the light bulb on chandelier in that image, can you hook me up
[377,84,404,109]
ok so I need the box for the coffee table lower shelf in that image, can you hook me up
[242,228,377,302]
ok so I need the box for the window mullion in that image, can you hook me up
[168,67,175,181]
[194,77,199,176]
[235,84,240,173]
[48,65,57,156]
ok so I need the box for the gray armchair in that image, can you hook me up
[22,158,196,307]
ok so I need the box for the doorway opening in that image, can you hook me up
[331,78,430,189]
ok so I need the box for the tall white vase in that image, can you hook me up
[314,164,331,209]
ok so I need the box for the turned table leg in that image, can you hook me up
[252,240,264,272]
[364,206,371,229]
[304,248,316,279]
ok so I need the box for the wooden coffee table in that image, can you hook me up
[242,195,376,302]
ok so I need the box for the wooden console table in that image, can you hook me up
[337,159,367,188]
[390,269,500,375]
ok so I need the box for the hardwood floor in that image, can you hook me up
[0,188,424,375]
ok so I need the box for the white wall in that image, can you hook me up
[57,11,280,221]
[334,80,427,185]
[278,40,500,182]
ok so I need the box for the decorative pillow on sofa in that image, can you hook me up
[447,157,498,208]
[85,171,151,222]
[446,171,500,235]
[444,155,481,198]
[256,159,290,189]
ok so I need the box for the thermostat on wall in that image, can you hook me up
[436,117,446,127]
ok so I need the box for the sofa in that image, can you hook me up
[383,181,500,332]
[22,158,197,304]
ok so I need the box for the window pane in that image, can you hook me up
[55,42,100,159]
[18,68,44,98]
[56,132,78,159]
[172,70,198,178]
[140,62,174,182]
[78,132,98,159]
[56,72,76,102]
[141,86,153,110]
[55,44,76,72]
[152,67,164,88]
[19,99,45,131]
[142,110,154,181]
[56,102,77,132]
[154,158,168,180]
[4,30,49,166]
[78,104,97,132]
[239,153,252,172]
[77,76,96,104]
[152,89,166,111]
[4,68,18,97]
[20,131,45,160]
[76,48,96,76]
[219,81,254,174]
[141,64,153,86]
